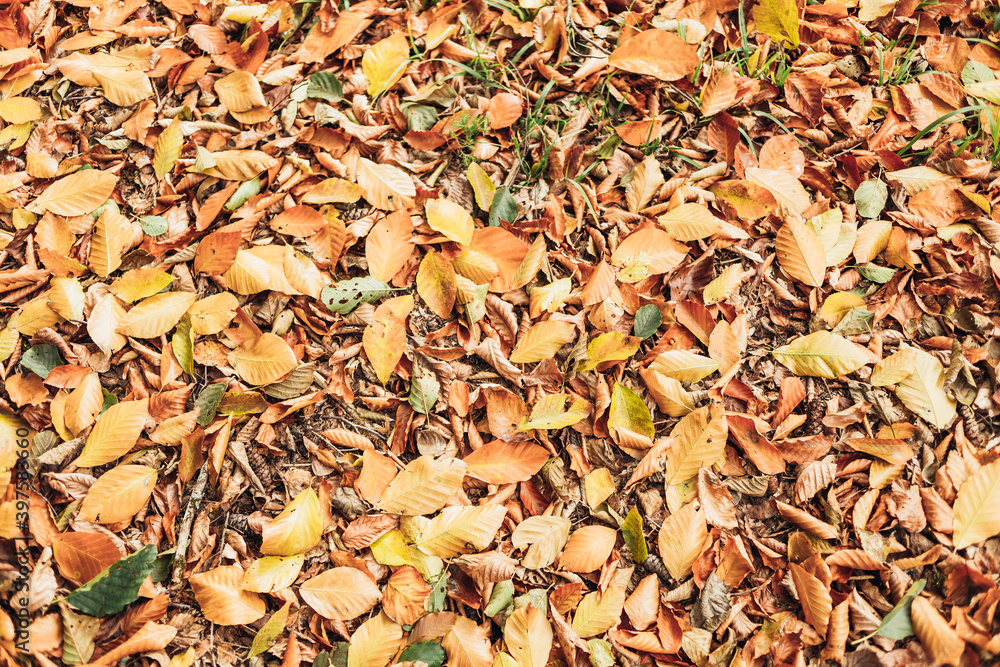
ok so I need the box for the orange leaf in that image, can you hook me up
[52,532,123,585]
[300,566,381,621]
[189,566,267,626]
[609,30,699,81]
[366,210,414,282]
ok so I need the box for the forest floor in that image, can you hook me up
[2,0,1000,666]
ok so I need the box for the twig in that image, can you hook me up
[172,463,210,585]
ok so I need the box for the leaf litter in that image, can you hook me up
[2,0,1000,666]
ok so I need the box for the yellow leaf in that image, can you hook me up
[300,567,382,620]
[228,333,298,386]
[0,97,41,123]
[416,504,508,558]
[658,203,721,241]
[154,118,183,180]
[518,393,589,430]
[626,156,664,213]
[578,331,640,372]
[819,292,866,327]
[261,488,324,556]
[953,459,1000,549]
[88,294,128,355]
[222,248,272,295]
[776,218,826,287]
[510,515,570,569]
[242,555,304,593]
[664,404,728,486]
[640,369,695,417]
[826,217,858,266]
[214,70,267,112]
[886,166,959,195]
[358,158,415,210]
[703,264,742,305]
[870,347,918,386]
[363,295,413,384]
[94,68,153,106]
[197,150,278,181]
[300,177,364,204]
[30,169,118,216]
[63,373,104,435]
[77,464,157,524]
[772,331,870,378]
[584,468,616,509]
[443,616,494,667]
[572,567,630,637]
[454,247,499,284]
[89,208,129,277]
[0,328,17,364]
[752,0,800,48]
[75,399,150,467]
[118,291,198,338]
[189,566,267,626]
[608,382,654,448]
[509,320,576,364]
[425,197,474,246]
[649,349,719,383]
[467,162,496,211]
[505,606,553,667]
[511,235,546,290]
[657,502,707,579]
[48,276,85,321]
[416,250,458,318]
[363,33,409,97]
[893,348,956,430]
[745,167,810,217]
[109,268,174,303]
[376,455,467,516]
[853,219,891,264]
[282,246,325,298]
[528,278,572,318]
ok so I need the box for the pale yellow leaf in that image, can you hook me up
[377,455,467,516]
[776,218,826,287]
[358,158,415,211]
[117,291,197,338]
[75,398,150,467]
[657,502,707,579]
[30,169,118,216]
[301,567,382,621]
[509,320,576,364]
[426,197,474,247]
[504,606,552,667]
[415,505,508,558]
[626,156,664,213]
[658,203,721,241]
[772,331,870,378]
[228,333,298,386]
[648,349,719,383]
[261,488,324,556]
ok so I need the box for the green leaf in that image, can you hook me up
[855,263,897,284]
[60,604,99,665]
[139,215,168,236]
[399,642,446,667]
[321,276,393,314]
[21,344,63,378]
[63,545,156,617]
[100,389,118,413]
[403,104,438,132]
[877,579,926,640]
[306,72,343,103]
[962,60,995,86]
[408,373,439,415]
[489,186,517,227]
[194,382,227,426]
[171,316,194,376]
[855,179,887,219]
[224,177,260,211]
[249,602,290,658]
[608,382,654,442]
[428,571,448,612]
[633,304,662,339]
[485,579,514,616]
[262,362,317,400]
[621,506,647,563]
